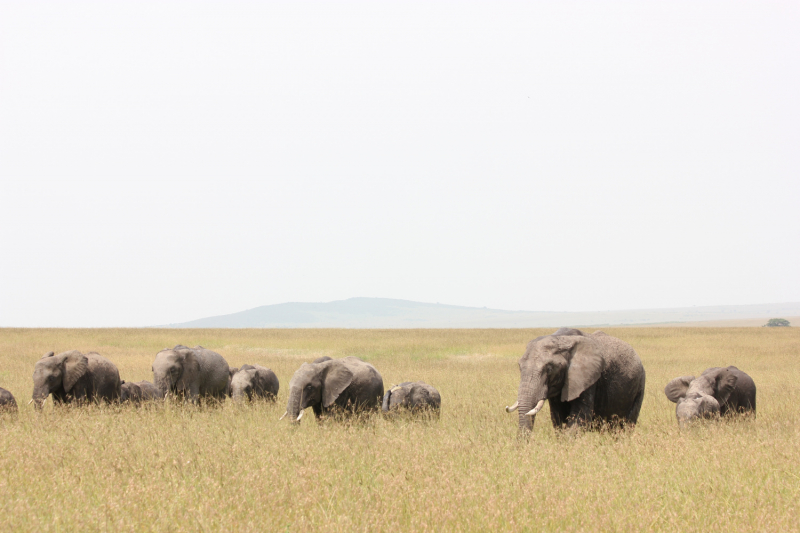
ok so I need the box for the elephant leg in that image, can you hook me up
[548,397,571,428]
[566,383,597,428]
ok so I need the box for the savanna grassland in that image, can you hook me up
[0,327,798,532]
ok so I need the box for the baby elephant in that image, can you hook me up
[382,381,441,415]
[0,387,18,413]
[665,366,756,425]
[120,380,160,404]
[230,365,279,402]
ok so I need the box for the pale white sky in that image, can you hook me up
[1,1,798,327]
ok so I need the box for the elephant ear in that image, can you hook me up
[561,336,604,402]
[713,369,738,404]
[63,351,89,392]
[664,376,695,403]
[323,365,354,408]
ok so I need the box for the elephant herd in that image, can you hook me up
[0,344,442,422]
[0,329,756,432]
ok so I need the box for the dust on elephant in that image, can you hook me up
[152,345,230,403]
[0,387,17,413]
[382,381,441,415]
[665,366,756,425]
[32,351,121,409]
[230,364,279,401]
[120,380,160,404]
[283,356,383,423]
[506,328,646,434]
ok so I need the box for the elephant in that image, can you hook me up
[283,356,384,423]
[382,381,441,415]
[32,351,121,409]
[664,366,756,425]
[120,380,159,404]
[313,356,332,363]
[0,387,17,413]
[506,328,646,434]
[230,364,279,401]
[152,345,230,403]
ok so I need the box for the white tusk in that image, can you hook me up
[525,399,545,417]
[279,411,287,421]
[41,397,47,407]
[505,401,519,413]
[296,410,304,421]
[28,399,34,405]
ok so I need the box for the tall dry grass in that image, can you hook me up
[0,327,798,531]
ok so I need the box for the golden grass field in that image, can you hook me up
[0,327,798,532]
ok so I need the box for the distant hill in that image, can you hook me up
[158,298,800,328]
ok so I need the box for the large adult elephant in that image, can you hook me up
[32,351,121,409]
[283,356,383,422]
[664,366,755,425]
[506,328,645,434]
[152,345,230,403]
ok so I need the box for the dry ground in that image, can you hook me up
[0,327,798,532]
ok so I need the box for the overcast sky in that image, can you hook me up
[1,1,798,327]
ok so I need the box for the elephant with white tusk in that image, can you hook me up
[508,328,646,435]
[664,366,755,425]
[285,357,383,423]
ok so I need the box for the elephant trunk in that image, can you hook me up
[154,374,172,399]
[32,386,49,410]
[286,386,302,423]
[517,375,547,434]
[381,389,392,412]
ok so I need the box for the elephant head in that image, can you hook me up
[152,345,200,399]
[511,332,604,433]
[285,361,353,423]
[31,351,89,409]
[665,368,737,424]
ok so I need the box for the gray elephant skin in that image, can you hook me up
[152,345,230,402]
[508,328,646,434]
[285,356,384,422]
[382,381,441,415]
[0,387,17,413]
[120,380,159,404]
[665,366,756,424]
[230,364,279,401]
[32,351,121,409]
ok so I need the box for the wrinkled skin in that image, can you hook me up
[31,351,121,409]
[382,381,441,415]
[285,357,384,423]
[665,366,756,425]
[0,387,17,413]
[120,380,160,404]
[152,345,230,403]
[230,364,279,402]
[511,328,646,435]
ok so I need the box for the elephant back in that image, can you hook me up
[590,334,645,385]
[85,352,122,401]
[194,348,231,396]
